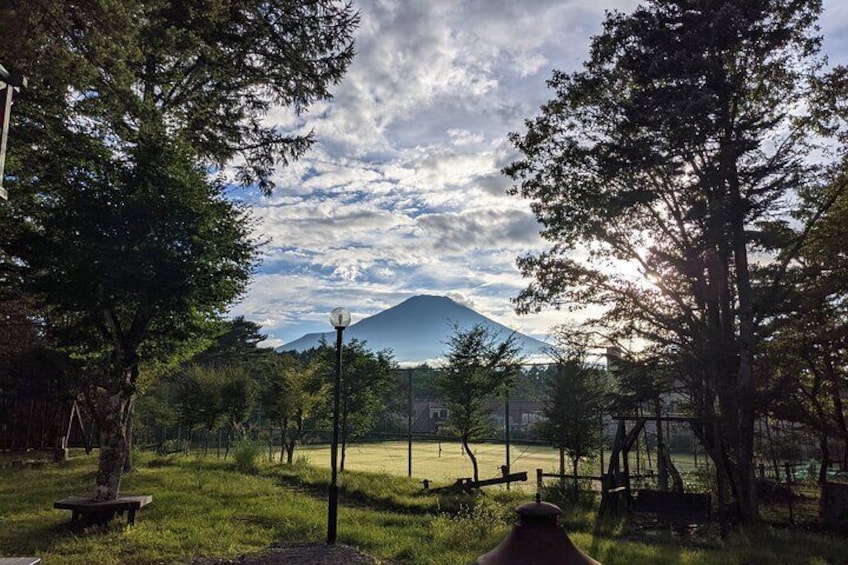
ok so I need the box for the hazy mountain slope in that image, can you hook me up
[277,295,549,363]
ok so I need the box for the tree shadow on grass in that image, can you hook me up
[4,514,124,556]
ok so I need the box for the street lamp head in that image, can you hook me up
[329,306,351,329]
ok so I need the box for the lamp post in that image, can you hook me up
[327,306,350,545]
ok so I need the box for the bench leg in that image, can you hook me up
[128,509,136,526]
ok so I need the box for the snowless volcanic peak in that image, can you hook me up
[277,295,549,364]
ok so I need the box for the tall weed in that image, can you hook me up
[232,439,262,473]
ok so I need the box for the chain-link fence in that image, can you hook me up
[129,363,725,490]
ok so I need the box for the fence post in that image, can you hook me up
[408,368,413,478]
[537,468,543,496]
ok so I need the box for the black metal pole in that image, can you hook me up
[327,326,344,545]
[505,388,510,491]
[407,368,413,478]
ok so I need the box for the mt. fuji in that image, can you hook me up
[277,295,550,364]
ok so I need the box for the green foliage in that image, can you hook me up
[219,366,257,433]
[172,364,224,434]
[260,353,326,463]
[134,319,276,445]
[3,452,848,565]
[438,325,523,440]
[504,0,839,521]
[538,361,610,463]
[758,169,848,458]
[429,499,510,553]
[314,339,396,465]
[194,317,273,370]
[0,0,359,194]
[437,325,523,483]
[541,477,599,511]
[168,362,256,441]
[232,439,262,474]
[0,0,358,498]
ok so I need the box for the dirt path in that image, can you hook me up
[192,542,401,565]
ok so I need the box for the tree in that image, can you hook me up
[437,325,522,484]
[172,363,224,454]
[0,0,358,195]
[538,359,610,497]
[194,317,272,369]
[219,365,257,438]
[319,339,395,471]
[608,347,682,491]
[760,169,848,478]
[0,0,358,501]
[505,0,833,522]
[23,136,257,497]
[260,353,326,464]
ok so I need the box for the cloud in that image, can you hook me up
[228,0,847,349]
[414,209,540,252]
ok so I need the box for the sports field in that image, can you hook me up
[292,440,706,489]
[297,440,560,485]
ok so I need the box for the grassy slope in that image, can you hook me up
[0,451,845,565]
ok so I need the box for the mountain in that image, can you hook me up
[277,295,550,364]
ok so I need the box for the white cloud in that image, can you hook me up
[229,0,848,349]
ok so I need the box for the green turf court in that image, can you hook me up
[291,440,707,490]
[296,440,560,485]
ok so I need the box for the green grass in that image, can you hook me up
[1,451,846,564]
[287,440,711,494]
[182,438,712,490]
[299,439,562,484]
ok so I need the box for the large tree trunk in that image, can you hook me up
[122,396,135,473]
[730,173,759,524]
[94,381,134,501]
[819,433,830,485]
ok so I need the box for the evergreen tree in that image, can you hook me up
[539,360,610,497]
[506,0,833,522]
[438,325,522,484]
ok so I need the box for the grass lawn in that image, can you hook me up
[293,440,708,491]
[296,440,566,485]
[0,450,846,564]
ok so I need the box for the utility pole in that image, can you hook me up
[0,63,27,201]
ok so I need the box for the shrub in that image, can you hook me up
[541,478,597,510]
[232,439,261,473]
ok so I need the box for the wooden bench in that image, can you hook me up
[0,559,41,565]
[54,495,152,526]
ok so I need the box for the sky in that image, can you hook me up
[229,0,848,349]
